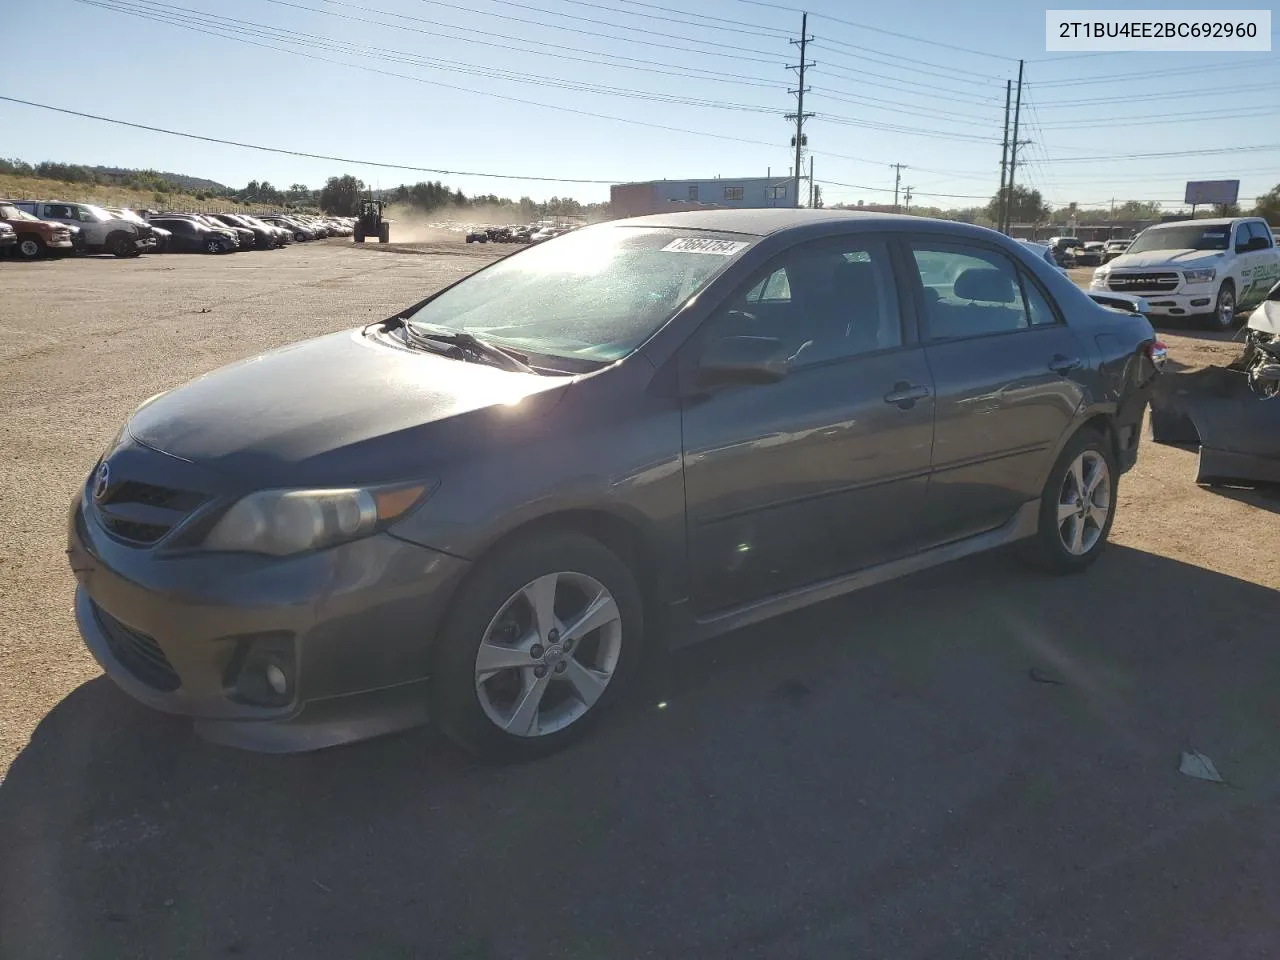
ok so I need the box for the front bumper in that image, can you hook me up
[67,489,471,751]
[0,234,15,249]
[1091,285,1215,317]
[50,237,75,249]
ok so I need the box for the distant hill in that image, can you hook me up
[89,166,230,193]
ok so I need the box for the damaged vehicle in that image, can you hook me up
[67,211,1162,760]
[1149,278,1280,485]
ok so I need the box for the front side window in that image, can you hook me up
[1249,221,1274,247]
[910,242,1034,339]
[704,236,902,365]
[406,226,752,363]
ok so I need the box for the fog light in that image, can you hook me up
[224,632,296,707]
[265,664,288,694]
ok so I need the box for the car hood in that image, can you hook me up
[127,329,571,487]
[1107,249,1225,269]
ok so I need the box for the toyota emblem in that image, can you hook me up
[93,461,111,501]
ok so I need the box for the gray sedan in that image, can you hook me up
[67,210,1162,760]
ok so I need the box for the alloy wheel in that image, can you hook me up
[1217,287,1235,329]
[1057,450,1111,556]
[18,239,40,258]
[474,571,623,738]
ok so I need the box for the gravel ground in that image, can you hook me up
[2,243,1279,958]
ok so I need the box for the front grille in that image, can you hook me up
[95,479,206,545]
[1109,272,1179,293]
[94,603,180,692]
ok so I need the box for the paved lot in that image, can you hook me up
[2,243,1279,958]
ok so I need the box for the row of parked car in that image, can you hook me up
[0,199,356,259]
[465,223,576,244]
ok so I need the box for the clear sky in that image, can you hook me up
[4,0,1277,210]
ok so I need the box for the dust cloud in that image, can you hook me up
[382,203,531,244]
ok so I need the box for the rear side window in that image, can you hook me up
[909,241,1034,340]
[1019,272,1059,327]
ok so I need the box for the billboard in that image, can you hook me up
[1184,180,1240,206]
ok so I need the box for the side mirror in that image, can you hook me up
[698,335,791,385]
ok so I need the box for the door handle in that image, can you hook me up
[1048,354,1082,374]
[883,382,931,407]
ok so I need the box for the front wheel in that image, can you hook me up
[110,233,135,258]
[1205,281,1236,331]
[1029,429,1118,574]
[429,532,644,761]
[205,238,224,254]
[16,235,45,259]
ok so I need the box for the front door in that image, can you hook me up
[681,234,936,614]
[905,236,1089,545]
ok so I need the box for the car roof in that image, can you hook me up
[606,208,971,237]
[1146,217,1240,228]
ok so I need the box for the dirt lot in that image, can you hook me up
[2,242,1279,958]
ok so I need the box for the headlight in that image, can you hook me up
[202,484,430,556]
[1183,268,1216,284]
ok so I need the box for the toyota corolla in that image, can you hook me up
[67,210,1162,760]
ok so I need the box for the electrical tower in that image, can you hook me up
[786,12,814,209]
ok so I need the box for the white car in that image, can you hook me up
[1092,217,1280,329]
[1016,239,1068,274]
[13,200,153,257]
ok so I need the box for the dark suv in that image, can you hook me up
[67,211,1161,760]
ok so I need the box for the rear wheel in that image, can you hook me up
[430,532,644,761]
[379,223,390,243]
[1029,428,1118,574]
[353,226,365,243]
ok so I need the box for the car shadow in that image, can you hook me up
[4,545,1280,959]
[1204,481,1280,514]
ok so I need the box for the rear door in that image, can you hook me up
[681,233,936,613]
[1241,221,1278,308]
[904,235,1089,545]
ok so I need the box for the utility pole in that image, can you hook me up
[808,155,815,207]
[1004,59,1025,234]
[997,79,1011,234]
[890,162,907,213]
[904,185,913,214]
[786,13,815,209]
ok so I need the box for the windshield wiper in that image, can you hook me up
[387,318,537,374]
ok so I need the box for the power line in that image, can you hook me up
[1035,82,1280,108]
[1032,59,1269,87]
[810,35,999,79]
[811,87,999,126]
[77,0,783,113]
[254,0,783,84]
[1040,143,1280,163]
[539,0,793,39]
[724,0,1018,62]
[0,95,622,183]
[410,0,785,62]
[71,1,811,152]
[807,41,1001,88]
[810,62,1003,105]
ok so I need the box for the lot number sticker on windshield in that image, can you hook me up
[662,238,749,255]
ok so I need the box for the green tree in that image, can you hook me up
[986,185,1048,224]
[1253,184,1280,224]
[319,174,364,215]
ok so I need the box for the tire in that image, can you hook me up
[379,224,390,243]
[354,227,365,243]
[1028,428,1118,574]
[1204,280,1236,331]
[205,238,224,255]
[16,235,45,260]
[109,233,135,258]
[429,532,645,761]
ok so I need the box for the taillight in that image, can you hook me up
[1145,339,1168,368]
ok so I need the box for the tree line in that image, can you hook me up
[315,174,610,219]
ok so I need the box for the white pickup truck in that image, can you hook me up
[1091,216,1280,329]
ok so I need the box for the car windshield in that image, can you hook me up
[1127,224,1231,254]
[405,226,753,362]
[0,203,38,221]
[84,204,115,222]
